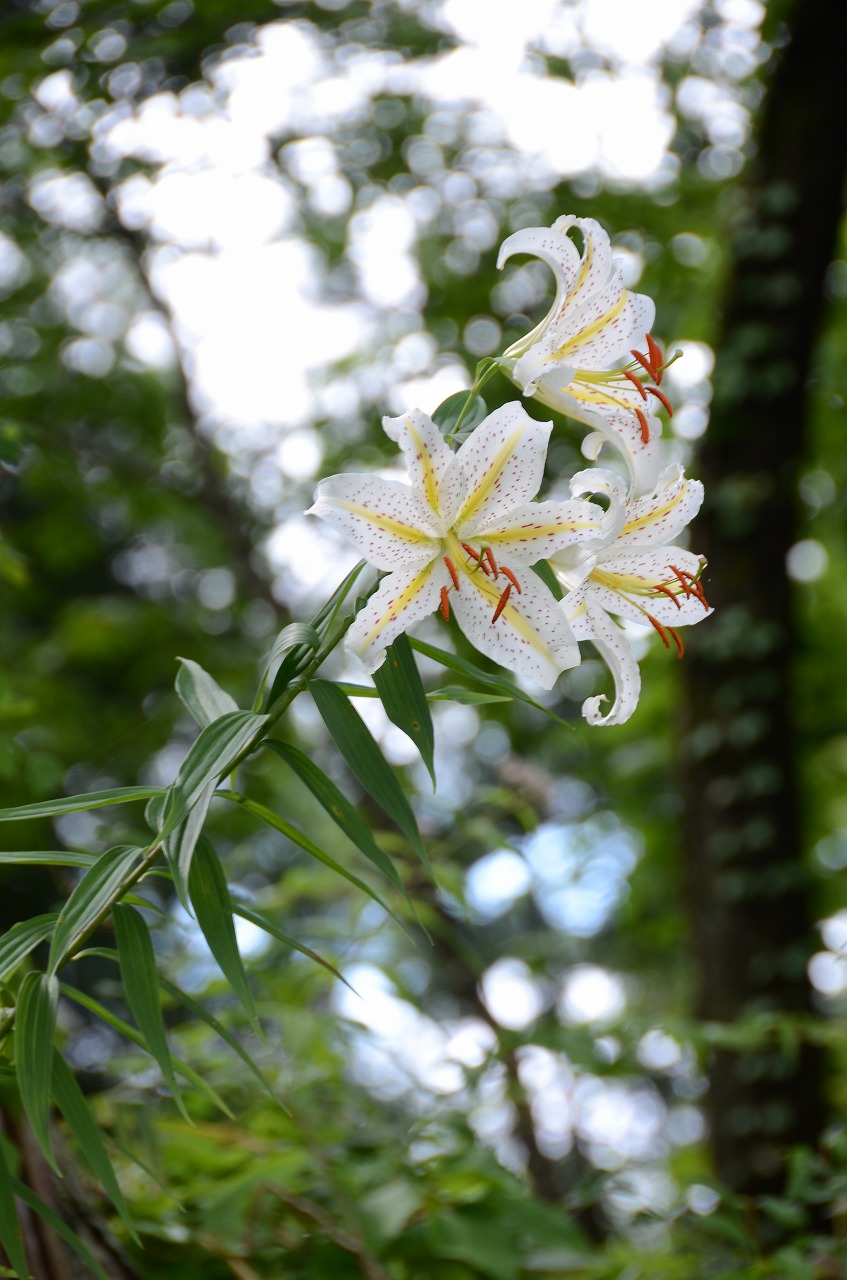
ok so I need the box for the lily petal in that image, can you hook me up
[564,595,641,727]
[552,215,614,314]
[592,546,711,627]
[453,403,552,533]
[308,473,441,570]
[346,559,448,674]
[498,224,582,358]
[472,498,609,563]
[578,408,664,498]
[451,564,579,689]
[616,466,705,546]
[382,409,464,526]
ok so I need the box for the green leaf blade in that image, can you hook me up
[175,657,239,728]
[112,904,187,1121]
[52,1052,139,1244]
[0,1136,30,1279]
[0,787,163,824]
[309,680,432,878]
[188,839,261,1039]
[159,710,268,838]
[11,1179,109,1280]
[373,634,436,788]
[48,845,142,976]
[0,915,57,984]
[16,972,59,1172]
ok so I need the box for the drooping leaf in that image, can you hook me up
[408,637,572,727]
[112,904,187,1121]
[266,740,406,894]
[61,986,233,1119]
[188,839,261,1038]
[232,902,356,992]
[427,687,513,706]
[0,786,163,824]
[16,972,59,1172]
[309,679,432,877]
[175,657,239,728]
[159,711,268,839]
[52,1052,139,1243]
[373,634,436,787]
[48,845,142,975]
[11,1179,109,1280]
[0,915,56,983]
[255,623,320,705]
[0,1135,29,1279]
[220,792,397,919]
[162,778,216,913]
[0,850,97,868]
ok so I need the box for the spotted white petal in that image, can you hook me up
[567,288,655,370]
[498,224,582,358]
[564,595,641,727]
[453,403,552,534]
[579,410,664,499]
[382,409,464,525]
[308,473,441,571]
[471,498,609,564]
[616,466,705,546]
[592,546,711,625]
[552,215,614,313]
[346,559,449,674]
[450,565,579,689]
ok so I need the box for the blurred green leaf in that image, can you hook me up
[373,634,436,788]
[266,739,407,893]
[52,1051,139,1243]
[175,657,239,728]
[11,1178,109,1280]
[113,904,188,1122]
[0,786,163,823]
[232,902,356,992]
[0,1136,29,1280]
[48,845,142,975]
[427,687,513,706]
[16,972,59,1172]
[309,679,432,878]
[188,838,261,1039]
[163,778,216,914]
[0,915,56,983]
[432,390,488,439]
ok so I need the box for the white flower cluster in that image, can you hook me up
[309,215,711,726]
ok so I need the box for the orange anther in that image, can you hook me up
[635,407,651,444]
[654,583,681,609]
[500,566,522,594]
[491,584,512,624]
[631,348,656,379]
[646,385,674,417]
[461,542,481,562]
[443,555,460,591]
[645,612,670,648]
[484,547,499,577]
[668,627,685,659]
[440,586,451,621]
[621,368,648,400]
[646,333,664,382]
[669,564,693,597]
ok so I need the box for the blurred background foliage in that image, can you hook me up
[2,0,847,1275]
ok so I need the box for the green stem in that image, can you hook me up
[448,360,502,439]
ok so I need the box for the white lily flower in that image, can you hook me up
[497,215,671,494]
[551,466,712,726]
[308,404,615,688]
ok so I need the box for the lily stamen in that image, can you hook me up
[484,547,500,577]
[631,348,656,379]
[444,555,461,591]
[635,407,651,444]
[668,627,684,659]
[500,566,522,594]
[646,385,674,416]
[653,583,682,609]
[646,333,664,383]
[622,368,649,399]
[440,586,451,621]
[645,612,671,648]
[491,584,512,624]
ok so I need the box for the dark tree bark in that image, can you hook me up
[681,0,847,1196]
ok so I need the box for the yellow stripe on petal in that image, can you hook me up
[486,520,599,544]
[565,232,593,307]
[362,564,435,648]
[621,486,687,538]
[405,418,440,512]
[467,572,558,661]
[335,500,435,546]
[550,290,628,363]
[454,430,523,528]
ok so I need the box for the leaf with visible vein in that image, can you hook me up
[0,851,97,868]
[175,657,239,728]
[0,786,163,824]
[159,711,268,838]
[16,973,59,1171]
[113,905,188,1121]
[52,1052,139,1243]
[309,680,432,877]
[48,845,142,975]
[408,636,572,727]
[188,839,261,1038]
[0,915,56,983]
[232,902,357,993]
[373,634,436,788]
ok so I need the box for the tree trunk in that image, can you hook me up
[681,0,847,1195]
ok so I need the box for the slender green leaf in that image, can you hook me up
[160,711,268,838]
[255,623,320,705]
[0,786,163,824]
[52,1052,139,1243]
[16,972,59,1172]
[157,975,282,1110]
[163,779,215,913]
[188,840,261,1038]
[61,986,233,1119]
[11,1179,109,1280]
[373,634,436,787]
[232,902,357,993]
[175,657,239,727]
[0,1138,29,1280]
[220,791,397,919]
[427,687,513,706]
[408,637,572,727]
[112,904,187,1121]
[432,389,488,437]
[48,845,142,975]
[266,740,406,894]
[309,680,432,877]
[0,851,96,868]
[334,683,379,698]
[265,560,366,708]
[0,915,56,983]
